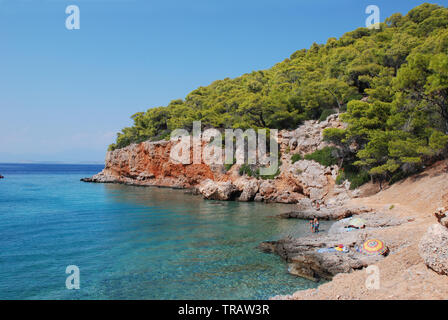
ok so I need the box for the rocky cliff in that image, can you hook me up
[84,114,356,204]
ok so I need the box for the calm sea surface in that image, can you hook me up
[0,163,327,299]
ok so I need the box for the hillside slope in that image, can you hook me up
[110,3,448,189]
[277,160,448,300]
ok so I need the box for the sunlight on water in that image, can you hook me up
[0,164,328,299]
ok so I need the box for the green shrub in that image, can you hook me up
[291,153,302,164]
[335,171,345,185]
[304,147,339,167]
[348,171,370,189]
[257,167,281,180]
[319,109,337,122]
[239,164,254,177]
[323,128,346,143]
[336,164,370,189]
[224,158,236,171]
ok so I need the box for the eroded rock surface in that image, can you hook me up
[260,209,407,281]
[278,205,374,221]
[419,218,448,275]
[82,114,358,204]
[196,179,239,201]
[259,230,383,281]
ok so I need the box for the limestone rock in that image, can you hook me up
[434,207,448,228]
[278,205,374,221]
[81,114,362,205]
[296,198,313,211]
[234,178,259,202]
[197,179,238,201]
[259,230,382,280]
[259,180,276,196]
[254,193,264,202]
[279,113,343,155]
[419,223,448,275]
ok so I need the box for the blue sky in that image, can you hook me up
[0,0,441,163]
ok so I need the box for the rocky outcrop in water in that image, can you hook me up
[82,140,220,188]
[82,114,357,204]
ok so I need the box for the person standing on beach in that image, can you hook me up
[313,218,320,233]
[309,219,315,233]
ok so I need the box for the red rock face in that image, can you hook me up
[99,140,221,188]
[87,114,355,204]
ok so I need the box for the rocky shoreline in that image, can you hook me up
[80,114,448,299]
[277,205,373,221]
[265,161,448,300]
[81,114,357,205]
[261,208,411,281]
[79,114,388,295]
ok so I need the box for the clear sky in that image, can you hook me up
[0,0,441,163]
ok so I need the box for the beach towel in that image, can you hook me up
[317,248,337,253]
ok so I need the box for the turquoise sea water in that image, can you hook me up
[0,163,326,300]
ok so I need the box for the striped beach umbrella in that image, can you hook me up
[360,239,388,256]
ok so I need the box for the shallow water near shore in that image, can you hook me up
[0,163,329,299]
